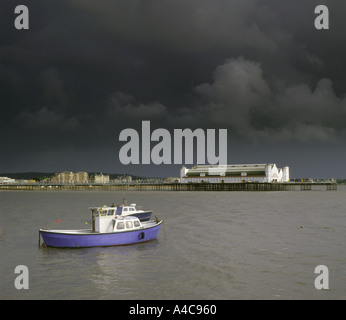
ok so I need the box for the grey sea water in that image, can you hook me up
[0,188,345,299]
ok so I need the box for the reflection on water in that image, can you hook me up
[1,188,346,299]
[90,243,161,298]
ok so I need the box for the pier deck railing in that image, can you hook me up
[0,182,338,191]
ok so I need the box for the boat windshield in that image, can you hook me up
[107,209,115,216]
[115,219,140,230]
[134,220,140,227]
[116,221,125,230]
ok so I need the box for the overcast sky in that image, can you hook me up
[1,0,346,178]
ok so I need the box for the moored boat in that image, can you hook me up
[39,215,163,248]
[90,202,152,222]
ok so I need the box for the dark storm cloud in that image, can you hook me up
[68,0,278,53]
[189,56,346,143]
[1,0,346,175]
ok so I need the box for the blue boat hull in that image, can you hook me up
[40,222,162,248]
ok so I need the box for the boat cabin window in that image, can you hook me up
[129,207,135,211]
[126,221,133,229]
[116,221,125,230]
[107,209,114,216]
[134,220,140,227]
[123,208,128,212]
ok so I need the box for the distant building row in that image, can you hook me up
[51,172,110,184]
[180,164,289,183]
[50,172,133,184]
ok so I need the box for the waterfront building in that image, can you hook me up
[180,164,289,183]
[0,177,15,184]
[90,173,110,184]
[74,172,89,183]
[51,171,89,184]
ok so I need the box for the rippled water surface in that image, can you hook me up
[1,188,345,299]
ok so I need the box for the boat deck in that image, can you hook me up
[40,229,95,234]
[40,220,160,235]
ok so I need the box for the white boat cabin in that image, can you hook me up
[116,203,144,216]
[90,204,142,216]
[90,205,143,233]
[113,216,141,233]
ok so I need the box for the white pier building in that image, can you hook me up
[180,164,289,184]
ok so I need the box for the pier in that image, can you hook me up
[0,182,338,191]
